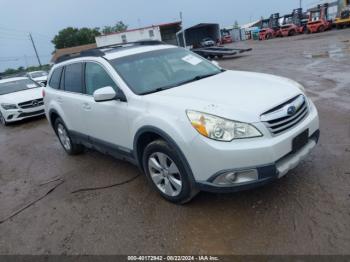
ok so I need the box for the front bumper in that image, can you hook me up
[182,99,319,192]
[2,106,45,122]
[196,130,319,193]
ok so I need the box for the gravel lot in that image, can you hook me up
[0,29,349,255]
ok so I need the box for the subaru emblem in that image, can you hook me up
[287,106,297,115]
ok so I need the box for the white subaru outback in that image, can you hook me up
[44,41,319,203]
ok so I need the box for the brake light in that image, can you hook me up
[42,89,45,97]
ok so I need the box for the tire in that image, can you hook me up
[142,139,199,204]
[266,33,272,40]
[318,25,325,33]
[0,111,7,126]
[54,117,84,155]
[289,30,296,36]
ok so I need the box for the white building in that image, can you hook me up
[95,22,182,47]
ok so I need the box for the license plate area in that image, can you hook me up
[292,129,309,153]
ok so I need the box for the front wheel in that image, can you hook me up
[54,118,84,155]
[142,140,198,204]
[318,25,325,33]
[289,30,296,36]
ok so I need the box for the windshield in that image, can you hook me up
[30,71,47,78]
[0,79,40,95]
[311,11,320,21]
[110,48,222,95]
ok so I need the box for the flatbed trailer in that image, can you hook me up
[192,46,252,59]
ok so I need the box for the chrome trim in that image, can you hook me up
[261,95,305,122]
[261,95,309,135]
[265,103,307,128]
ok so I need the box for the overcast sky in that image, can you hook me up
[0,0,320,72]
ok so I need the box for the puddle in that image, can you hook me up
[303,44,349,59]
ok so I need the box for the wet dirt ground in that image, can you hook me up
[0,29,350,255]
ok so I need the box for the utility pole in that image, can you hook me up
[299,0,302,9]
[29,33,42,67]
[180,11,187,48]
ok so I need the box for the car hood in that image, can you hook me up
[0,87,43,104]
[32,76,47,82]
[146,70,303,123]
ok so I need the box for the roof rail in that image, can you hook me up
[55,40,165,64]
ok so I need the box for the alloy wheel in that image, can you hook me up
[148,152,182,197]
[57,123,72,151]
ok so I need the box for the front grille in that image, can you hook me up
[18,98,44,109]
[18,109,45,118]
[261,95,309,135]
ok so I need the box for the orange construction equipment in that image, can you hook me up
[280,8,307,37]
[307,3,332,33]
[259,13,282,40]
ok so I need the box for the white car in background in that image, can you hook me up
[0,77,44,125]
[26,70,48,86]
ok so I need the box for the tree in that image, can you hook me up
[102,21,128,34]
[4,68,17,75]
[102,26,114,34]
[234,20,239,28]
[113,21,128,32]
[52,27,101,49]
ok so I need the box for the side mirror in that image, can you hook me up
[93,86,117,102]
[211,60,220,67]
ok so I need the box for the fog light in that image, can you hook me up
[7,115,14,120]
[213,169,258,186]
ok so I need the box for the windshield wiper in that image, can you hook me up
[175,72,222,86]
[140,71,223,96]
[140,87,174,95]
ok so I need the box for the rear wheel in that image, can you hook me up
[0,111,7,126]
[54,118,84,155]
[289,30,296,36]
[142,139,198,204]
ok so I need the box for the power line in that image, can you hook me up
[0,25,53,38]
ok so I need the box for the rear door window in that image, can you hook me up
[49,67,63,89]
[64,63,83,93]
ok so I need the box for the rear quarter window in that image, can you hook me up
[49,67,63,89]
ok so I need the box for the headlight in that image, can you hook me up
[186,110,262,141]
[1,103,18,110]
